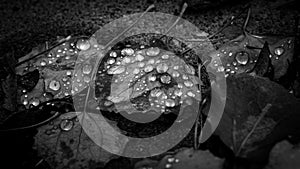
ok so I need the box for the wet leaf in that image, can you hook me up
[215,74,300,160]
[250,42,274,78]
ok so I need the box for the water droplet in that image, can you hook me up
[148,75,156,81]
[160,75,171,84]
[274,47,284,56]
[83,76,90,83]
[23,99,28,105]
[147,59,155,65]
[108,66,126,74]
[217,66,225,72]
[135,54,144,61]
[40,61,47,66]
[156,63,168,73]
[49,80,60,91]
[167,157,175,163]
[161,54,169,59]
[121,48,134,56]
[184,65,195,74]
[151,89,162,97]
[66,70,72,76]
[235,51,249,65]
[174,89,182,97]
[82,64,92,74]
[184,80,193,87]
[138,62,145,67]
[60,119,74,131]
[144,65,153,72]
[186,91,195,97]
[172,71,180,78]
[110,51,117,57]
[146,47,160,56]
[29,98,40,106]
[132,68,140,74]
[76,39,90,50]
[182,74,188,80]
[165,99,175,107]
[122,57,131,64]
[165,163,172,168]
[107,58,115,64]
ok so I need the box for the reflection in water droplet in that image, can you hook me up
[60,119,74,131]
[274,47,284,56]
[235,51,249,65]
[76,39,90,51]
[49,80,60,91]
[82,64,92,74]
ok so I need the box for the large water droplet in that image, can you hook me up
[76,39,90,51]
[274,47,284,56]
[49,80,60,91]
[235,51,249,65]
[60,119,74,131]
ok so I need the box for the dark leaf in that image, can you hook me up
[214,74,300,166]
[250,42,274,79]
[17,69,40,92]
